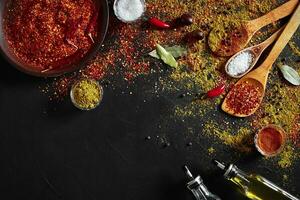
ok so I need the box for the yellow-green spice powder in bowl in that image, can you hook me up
[70,79,103,110]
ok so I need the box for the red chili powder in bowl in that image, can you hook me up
[255,125,286,156]
[3,0,98,73]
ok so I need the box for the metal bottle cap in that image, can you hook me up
[213,160,237,178]
[184,166,203,190]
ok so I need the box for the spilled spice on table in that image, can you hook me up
[203,121,254,153]
[208,147,215,155]
[290,116,300,147]
[251,68,300,167]
[43,0,300,171]
[288,41,300,57]
[45,14,157,99]
[278,145,297,169]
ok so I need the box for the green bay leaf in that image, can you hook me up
[149,45,187,59]
[156,44,178,68]
[148,49,160,59]
[279,65,300,86]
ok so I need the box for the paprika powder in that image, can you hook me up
[4,0,99,72]
[255,125,286,157]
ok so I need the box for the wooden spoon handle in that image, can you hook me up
[251,27,284,57]
[248,0,298,32]
[259,27,284,49]
[262,4,300,69]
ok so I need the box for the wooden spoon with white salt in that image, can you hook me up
[225,27,284,79]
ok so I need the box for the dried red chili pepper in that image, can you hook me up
[148,17,170,29]
[207,84,226,98]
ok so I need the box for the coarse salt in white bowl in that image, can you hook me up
[113,0,146,23]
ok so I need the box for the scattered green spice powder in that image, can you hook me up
[44,0,300,171]
[283,174,289,182]
[208,19,243,53]
[208,147,215,155]
[278,145,297,169]
[71,79,102,110]
[203,121,254,153]
[288,41,300,57]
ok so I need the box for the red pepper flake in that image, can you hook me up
[84,62,107,80]
[4,0,98,71]
[86,4,99,43]
[207,84,225,98]
[225,83,262,115]
[148,17,170,29]
[52,75,77,99]
[47,18,154,99]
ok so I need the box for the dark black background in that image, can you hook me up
[1,2,300,200]
[1,53,300,200]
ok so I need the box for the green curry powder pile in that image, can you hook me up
[71,79,102,110]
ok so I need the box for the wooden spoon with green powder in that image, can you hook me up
[208,0,298,57]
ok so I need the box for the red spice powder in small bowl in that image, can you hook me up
[255,125,286,157]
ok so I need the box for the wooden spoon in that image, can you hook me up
[222,3,300,118]
[208,0,298,57]
[225,27,284,78]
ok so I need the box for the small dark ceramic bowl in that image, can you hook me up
[0,0,109,77]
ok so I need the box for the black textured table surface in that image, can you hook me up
[1,56,300,200]
[1,1,300,200]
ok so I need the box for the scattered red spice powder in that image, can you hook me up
[4,0,98,71]
[225,82,262,115]
[81,49,116,80]
[50,50,112,99]
[48,18,155,99]
[52,74,77,98]
[46,1,194,98]
[116,23,151,81]
[257,126,284,154]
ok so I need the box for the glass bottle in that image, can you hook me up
[213,160,299,200]
[184,166,221,200]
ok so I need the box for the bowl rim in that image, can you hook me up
[0,0,109,77]
[254,124,286,157]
